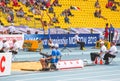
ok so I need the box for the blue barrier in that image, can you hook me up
[24,34,100,48]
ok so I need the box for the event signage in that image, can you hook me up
[0,34,24,49]
[56,59,84,69]
[0,53,12,76]
[24,34,100,48]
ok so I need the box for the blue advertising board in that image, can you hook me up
[24,34,100,48]
[24,34,45,40]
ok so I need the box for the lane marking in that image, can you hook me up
[60,73,120,81]
[15,69,120,81]
[2,66,120,79]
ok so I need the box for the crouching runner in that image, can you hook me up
[40,43,61,71]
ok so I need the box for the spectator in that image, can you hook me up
[94,10,99,17]
[25,0,31,7]
[3,30,9,34]
[52,13,59,23]
[29,0,34,5]
[0,1,6,12]
[94,9,107,20]
[61,9,74,16]
[109,24,115,42]
[108,0,120,6]
[95,0,101,8]
[12,0,20,7]
[106,1,113,8]
[0,31,3,34]
[16,7,24,17]
[25,15,31,21]
[40,11,52,35]
[48,5,54,13]
[29,5,34,12]
[111,3,119,11]
[61,9,67,16]
[42,0,48,8]
[32,6,41,15]
[0,21,4,29]
[7,14,12,23]
[67,9,74,16]
[27,30,31,34]
[90,29,94,34]
[20,0,27,5]
[64,15,70,24]
[45,0,50,8]
[35,31,38,34]
[0,1,5,7]
[8,8,14,23]
[52,0,62,7]
[8,23,16,34]
[39,3,47,10]
[3,5,9,13]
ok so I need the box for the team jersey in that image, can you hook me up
[50,48,61,63]
[56,49,61,63]
[50,48,57,63]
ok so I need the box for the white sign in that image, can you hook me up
[0,34,24,49]
[0,53,12,76]
[56,59,84,69]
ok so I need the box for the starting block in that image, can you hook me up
[56,59,84,69]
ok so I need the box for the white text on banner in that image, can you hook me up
[56,59,84,69]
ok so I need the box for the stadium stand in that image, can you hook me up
[0,0,120,29]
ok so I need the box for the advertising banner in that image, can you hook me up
[0,53,12,76]
[24,34,45,40]
[56,59,84,69]
[0,34,24,49]
[24,34,100,48]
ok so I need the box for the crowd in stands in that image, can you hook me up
[16,7,24,17]
[94,9,107,20]
[106,0,119,11]
[0,0,74,23]
[95,0,101,8]
[0,0,75,34]
[94,0,120,20]
[0,0,120,34]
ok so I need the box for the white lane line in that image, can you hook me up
[15,69,120,81]
[60,73,120,81]
[2,66,119,78]
[109,77,120,81]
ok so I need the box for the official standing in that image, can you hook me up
[74,32,85,50]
